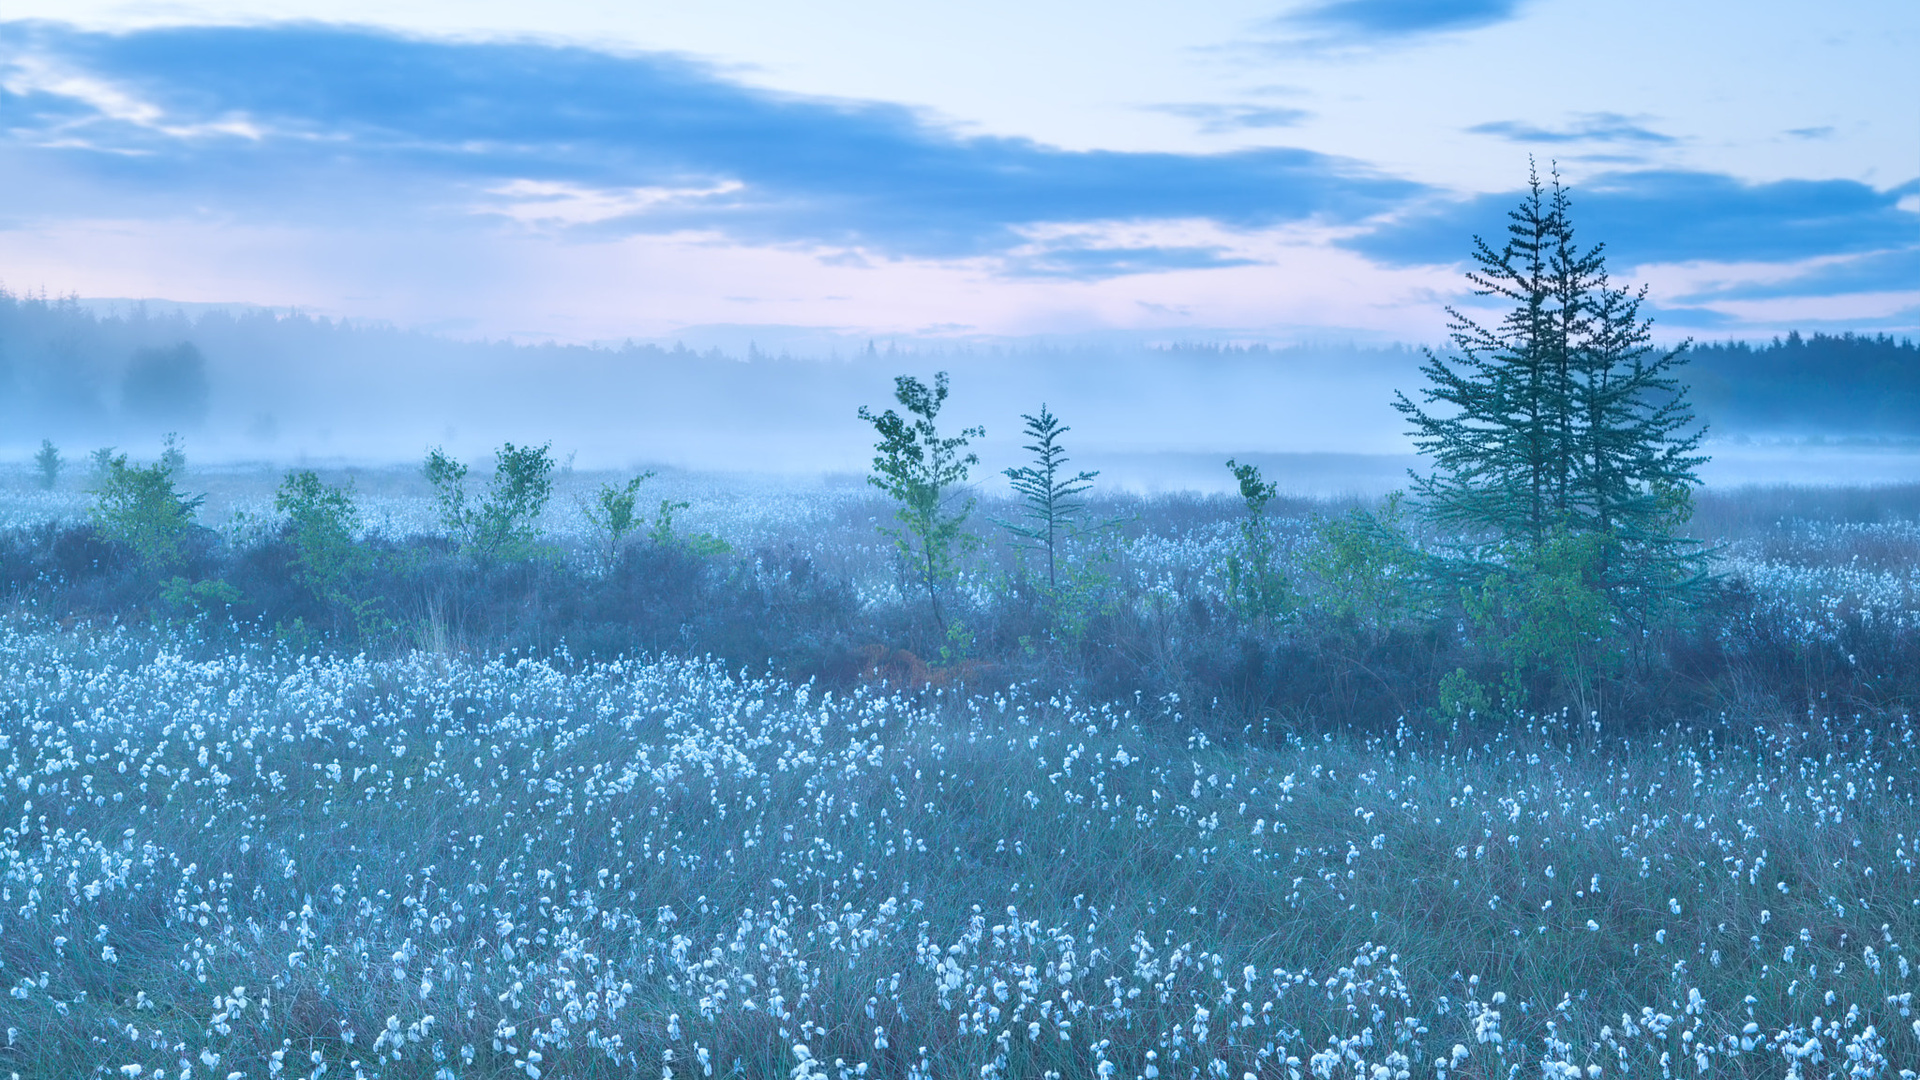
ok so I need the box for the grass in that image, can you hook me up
[2,614,1918,1078]
[5,468,1920,1077]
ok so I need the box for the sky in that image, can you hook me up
[0,0,1915,347]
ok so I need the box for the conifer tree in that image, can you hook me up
[1395,163,1569,548]
[997,405,1097,592]
[1395,162,1707,610]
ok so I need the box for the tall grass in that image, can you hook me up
[3,618,1917,1078]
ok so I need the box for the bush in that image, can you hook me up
[858,372,983,646]
[1222,460,1291,623]
[424,442,555,561]
[581,472,654,564]
[275,470,386,639]
[89,451,204,572]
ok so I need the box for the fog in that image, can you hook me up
[6,294,1917,495]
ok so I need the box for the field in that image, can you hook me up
[5,468,1920,1078]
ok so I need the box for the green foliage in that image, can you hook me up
[423,447,471,540]
[423,442,555,561]
[1461,530,1620,718]
[158,575,242,618]
[1227,459,1276,517]
[997,404,1099,593]
[90,450,204,570]
[481,441,555,557]
[1393,161,1707,606]
[648,496,731,556]
[858,372,983,633]
[1222,459,1291,622]
[1303,493,1427,641]
[33,439,62,490]
[1393,162,1710,715]
[275,470,385,638]
[582,472,656,563]
[1044,539,1120,650]
[649,496,690,546]
[159,431,186,474]
[1435,666,1493,723]
[580,473,730,562]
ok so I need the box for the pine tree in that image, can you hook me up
[1395,161,1706,602]
[997,405,1097,593]
[1395,163,1570,548]
[34,439,63,490]
[1396,163,1708,710]
[1566,278,1709,612]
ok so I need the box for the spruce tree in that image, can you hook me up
[1395,161,1707,608]
[997,405,1097,592]
[1395,163,1569,548]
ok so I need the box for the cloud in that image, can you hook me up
[0,20,1420,277]
[1281,0,1525,41]
[1467,112,1676,145]
[1147,103,1312,134]
[1787,126,1835,140]
[1673,248,1920,303]
[1345,169,1920,271]
[1003,243,1259,279]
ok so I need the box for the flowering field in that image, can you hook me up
[4,611,1919,1079]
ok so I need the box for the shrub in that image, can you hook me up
[1461,530,1619,718]
[275,469,385,638]
[90,451,204,571]
[1303,492,1428,642]
[423,442,555,561]
[858,372,983,640]
[1223,459,1291,623]
[581,471,655,563]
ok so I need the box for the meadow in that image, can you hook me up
[4,466,1920,1077]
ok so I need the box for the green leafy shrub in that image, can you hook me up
[1222,459,1291,623]
[90,451,204,571]
[423,442,555,561]
[1461,530,1620,718]
[1303,493,1428,642]
[582,472,655,563]
[647,496,730,556]
[275,470,386,638]
[158,575,242,618]
[859,372,983,636]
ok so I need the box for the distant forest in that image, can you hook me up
[1688,331,1920,436]
[1,289,1915,453]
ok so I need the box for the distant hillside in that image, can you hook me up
[1688,332,1920,436]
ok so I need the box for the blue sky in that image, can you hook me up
[0,0,1914,344]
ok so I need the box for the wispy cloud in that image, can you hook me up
[1004,243,1259,279]
[1346,170,1920,270]
[1467,112,1677,145]
[1673,248,1920,303]
[0,20,1418,279]
[1146,103,1312,134]
[1279,0,1526,42]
